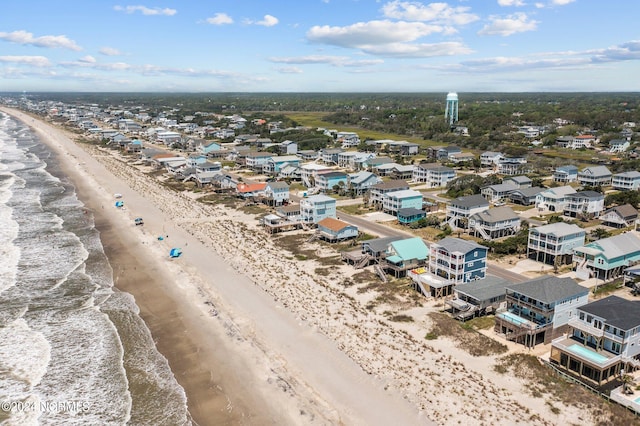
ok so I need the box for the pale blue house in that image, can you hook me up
[382,189,423,215]
[316,171,349,193]
[198,141,223,155]
[300,194,336,224]
[573,233,640,281]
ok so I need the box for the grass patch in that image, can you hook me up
[388,314,414,323]
[493,354,639,425]
[426,312,507,357]
[461,315,495,331]
[591,279,624,297]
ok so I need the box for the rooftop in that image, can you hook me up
[580,296,640,331]
[507,276,588,304]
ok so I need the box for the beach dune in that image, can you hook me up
[3,109,428,425]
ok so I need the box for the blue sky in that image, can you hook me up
[1,0,639,92]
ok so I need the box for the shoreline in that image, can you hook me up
[6,106,629,426]
[0,110,427,425]
[3,110,283,425]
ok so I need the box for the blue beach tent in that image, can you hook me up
[115,201,124,208]
[169,248,182,258]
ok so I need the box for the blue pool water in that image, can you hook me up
[567,344,609,364]
[498,311,531,327]
[634,396,640,404]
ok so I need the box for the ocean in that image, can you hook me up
[0,112,190,425]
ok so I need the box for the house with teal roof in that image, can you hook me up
[382,237,429,277]
[197,141,223,155]
[573,233,640,281]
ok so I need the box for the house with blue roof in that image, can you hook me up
[553,165,579,183]
[195,141,222,156]
[263,155,300,175]
[382,237,429,277]
[348,171,382,195]
[573,233,640,281]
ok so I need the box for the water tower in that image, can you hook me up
[445,92,459,127]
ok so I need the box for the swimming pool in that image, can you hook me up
[567,344,609,364]
[497,311,532,327]
[634,396,640,405]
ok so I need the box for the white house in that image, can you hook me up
[412,163,456,188]
[612,171,640,191]
[535,185,577,212]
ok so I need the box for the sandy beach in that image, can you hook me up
[3,107,625,426]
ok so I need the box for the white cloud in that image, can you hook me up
[0,55,52,67]
[478,13,538,36]
[306,20,472,58]
[589,40,640,62]
[256,15,279,27]
[78,55,96,64]
[498,0,526,6]
[0,30,81,51]
[308,20,445,47]
[276,66,303,74]
[551,0,575,5]
[268,55,384,67]
[244,14,279,27]
[381,1,479,25]
[113,5,177,16]
[206,13,233,25]
[99,47,122,56]
[360,41,472,57]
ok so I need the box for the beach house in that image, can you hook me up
[446,276,511,321]
[316,171,349,193]
[497,155,528,175]
[468,206,522,240]
[368,180,410,209]
[600,204,638,228]
[412,163,456,188]
[445,194,490,229]
[573,233,640,281]
[578,166,612,187]
[550,296,640,386]
[236,182,267,200]
[428,237,488,285]
[263,181,290,206]
[382,237,429,278]
[553,165,579,183]
[299,194,337,224]
[612,171,640,191]
[299,163,333,188]
[609,139,630,153]
[347,171,382,195]
[563,191,605,219]
[397,208,427,225]
[382,189,423,216]
[263,155,300,175]
[244,152,273,172]
[495,276,589,348]
[316,218,359,242]
[481,181,518,204]
[480,151,503,168]
[527,222,586,266]
[535,185,577,212]
[508,187,544,206]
